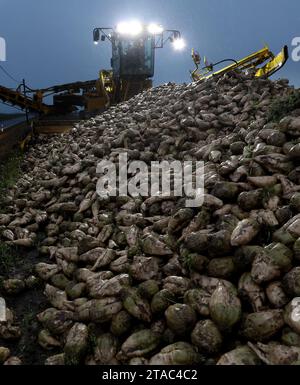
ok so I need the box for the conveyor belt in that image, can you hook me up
[0,85,53,114]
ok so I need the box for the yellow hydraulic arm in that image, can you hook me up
[191,45,289,81]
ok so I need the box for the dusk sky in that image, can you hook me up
[0,0,299,113]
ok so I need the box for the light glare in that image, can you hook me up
[148,23,163,34]
[173,38,186,50]
[116,21,143,36]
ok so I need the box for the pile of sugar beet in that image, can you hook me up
[2,70,300,365]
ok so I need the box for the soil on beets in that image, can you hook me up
[0,248,58,365]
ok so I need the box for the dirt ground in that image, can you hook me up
[0,121,31,161]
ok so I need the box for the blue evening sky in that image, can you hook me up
[0,0,299,112]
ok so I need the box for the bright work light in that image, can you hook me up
[147,23,163,35]
[173,38,186,50]
[116,21,143,36]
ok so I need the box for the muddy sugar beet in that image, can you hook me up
[1,71,300,365]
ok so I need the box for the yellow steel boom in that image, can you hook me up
[191,45,289,81]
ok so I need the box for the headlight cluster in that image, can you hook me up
[116,21,144,36]
[116,21,164,36]
[115,21,186,50]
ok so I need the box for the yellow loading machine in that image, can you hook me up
[92,25,183,107]
[0,25,183,118]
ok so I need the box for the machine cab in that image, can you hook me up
[111,34,155,79]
